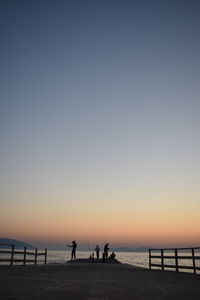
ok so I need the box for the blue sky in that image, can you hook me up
[0,0,200,248]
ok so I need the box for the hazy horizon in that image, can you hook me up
[1,0,200,248]
[2,236,198,251]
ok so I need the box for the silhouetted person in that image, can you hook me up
[104,243,109,259]
[89,252,94,259]
[110,252,116,259]
[102,252,105,263]
[94,245,100,259]
[67,240,77,260]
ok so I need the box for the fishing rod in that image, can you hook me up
[105,232,109,245]
[86,237,91,255]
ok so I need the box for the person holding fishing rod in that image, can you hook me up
[104,243,109,259]
[67,240,77,261]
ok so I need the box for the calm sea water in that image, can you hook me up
[1,249,199,274]
[47,250,200,273]
[47,250,149,268]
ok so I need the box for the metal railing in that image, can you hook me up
[0,244,47,266]
[149,247,200,274]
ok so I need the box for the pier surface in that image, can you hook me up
[0,263,200,299]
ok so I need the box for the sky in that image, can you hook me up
[0,0,200,250]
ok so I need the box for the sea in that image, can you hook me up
[0,249,199,274]
[47,250,149,268]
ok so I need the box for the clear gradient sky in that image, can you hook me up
[0,0,200,250]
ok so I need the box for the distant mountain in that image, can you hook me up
[132,247,149,252]
[0,238,34,249]
[111,247,132,252]
[110,246,149,252]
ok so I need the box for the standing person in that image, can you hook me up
[94,245,100,259]
[104,243,109,259]
[67,240,77,260]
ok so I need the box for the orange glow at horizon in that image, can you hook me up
[1,179,200,248]
[2,196,200,248]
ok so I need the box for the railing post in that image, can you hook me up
[44,248,47,264]
[175,249,178,272]
[161,249,164,271]
[149,249,151,270]
[10,245,15,266]
[34,248,38,265]
[191,248,196,274]
[23,247,27,265]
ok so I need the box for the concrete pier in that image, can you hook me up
[0,263,200,299]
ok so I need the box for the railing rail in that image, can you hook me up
[0,244,47,266]
[149,247,200,274]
